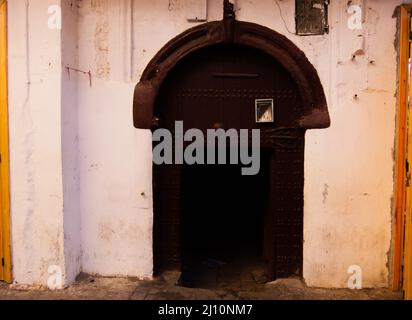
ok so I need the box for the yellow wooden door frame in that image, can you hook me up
[0,0,12,283]
[393,5,410,292]
[404,10,412,302]
[405,127,412,301]
[394,4,412,300]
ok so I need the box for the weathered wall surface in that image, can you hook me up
[302,0,401,288]
[7,0,408,287]
[77,0,153,278]
[7,0,66,286]
[61,0,81,285]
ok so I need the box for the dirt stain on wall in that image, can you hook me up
[92,0,110,78]
[322,184,329,205]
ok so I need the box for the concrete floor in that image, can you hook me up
[0,272,403,300]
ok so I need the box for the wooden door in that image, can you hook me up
[153,44,305,280]
[0,0,11,283]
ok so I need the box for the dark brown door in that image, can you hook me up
[153,44,304,281]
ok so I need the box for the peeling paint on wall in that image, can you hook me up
[92,0,110,78]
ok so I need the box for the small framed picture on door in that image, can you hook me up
[255,99,274,123]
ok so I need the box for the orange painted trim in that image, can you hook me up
[0,0,12,283]
[404,10,412,302]
[405,154,412,299]
[393,5,410,291]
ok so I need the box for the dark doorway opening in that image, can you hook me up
[180,149,270,289]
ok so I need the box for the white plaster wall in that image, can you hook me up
[61,0,82,285]
[302,0,402,288]
[78,0,153,278]
[7,0,66,286]
[7,0,409,288]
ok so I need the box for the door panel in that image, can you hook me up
[153,44,305,280]
[153,164,182,271]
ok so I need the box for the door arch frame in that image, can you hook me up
[133,19,330,130]
[133,14,331,279]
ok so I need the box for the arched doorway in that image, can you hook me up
[133,12,330,287]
